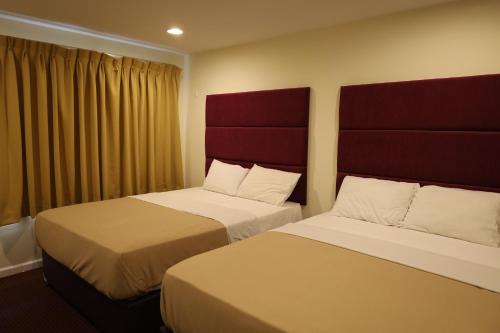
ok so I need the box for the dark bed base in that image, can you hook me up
[42,251,165,333]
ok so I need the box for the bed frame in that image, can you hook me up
[43,251,163,332]
[337,74,500,194]
[42,87,310,333]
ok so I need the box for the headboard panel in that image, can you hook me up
[337,74,500,194]
[206,87,310,204]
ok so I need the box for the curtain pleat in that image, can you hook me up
[120,57,132,196]
[76,50,102,203]
[0,37,24,224]
[138,62,149,194]
[99,55,122,200]
[51,46,77,206]
[165,67,183,190]
[0,35,183,226]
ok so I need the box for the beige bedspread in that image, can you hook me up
[36,197,228,300]
[162,231,500,333]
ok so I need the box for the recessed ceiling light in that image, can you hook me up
[166,27,183,35]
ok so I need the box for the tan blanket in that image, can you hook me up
[36,197,228,300]
[162,231,500,333]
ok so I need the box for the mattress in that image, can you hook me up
[278,214,500,292]
[35,188,302,300]
[162,215,500,333]
[132,187,302,242]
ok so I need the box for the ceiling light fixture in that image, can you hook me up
[166,27,183,35]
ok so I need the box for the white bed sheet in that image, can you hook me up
[275,213,500,293]
[132,187,302,242]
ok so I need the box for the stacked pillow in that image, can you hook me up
[331,176,500,247]
[203,159,249,196]
[401,186,500,247]
[237,165,301,206]
[330,176,419,226]
[203,160,301,206]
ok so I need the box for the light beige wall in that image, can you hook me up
[186,0,500,217]
[0,14,188,273]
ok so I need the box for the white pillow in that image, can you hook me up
[330,176,420,226]
[402,186,500,247]
[203,160,249,196]
[236,165,301,206]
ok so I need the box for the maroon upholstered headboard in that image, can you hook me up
[206,87,310,204]
[337,74,500,194]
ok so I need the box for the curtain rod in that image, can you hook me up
[0,10,187,57]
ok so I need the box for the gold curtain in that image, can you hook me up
[0,36,184,226]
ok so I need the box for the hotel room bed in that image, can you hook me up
[36,86,310,332]
[162,215,500,333]
[36,187,301,299]
[161,73,500,333]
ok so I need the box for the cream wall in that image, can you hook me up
[0,14,189,274]
[185,0,500,217]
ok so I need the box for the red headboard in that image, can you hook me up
[337,74,500,194]
[206,87,310,204]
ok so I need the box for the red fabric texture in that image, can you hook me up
[205,87,310,204]
[338,74,500,194]
[340,74,500,130]
[206,127,308,166]
[206,88,309,127]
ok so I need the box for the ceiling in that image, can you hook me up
[0,0,456,53]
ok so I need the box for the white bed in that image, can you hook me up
[133,187,302,242]
[161,213,500,333]
[37,187,303,301]
[276,213,500,292]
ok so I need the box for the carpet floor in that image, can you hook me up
[0,268,99,333]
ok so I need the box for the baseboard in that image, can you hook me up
[0,259,43,278]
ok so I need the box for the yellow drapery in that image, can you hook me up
[0,36,184,226]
